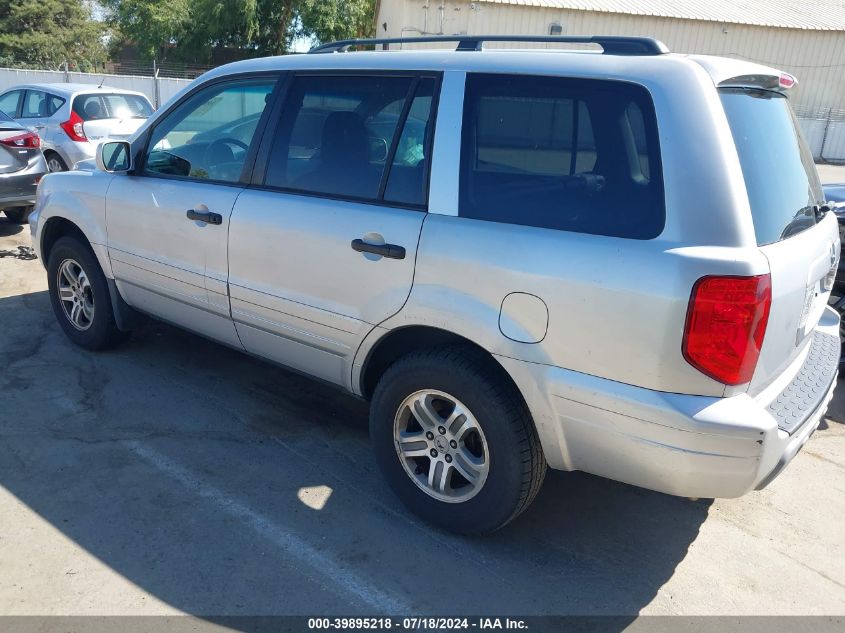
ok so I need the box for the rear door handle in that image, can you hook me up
[351,239,405,260]
[186,209,223,225]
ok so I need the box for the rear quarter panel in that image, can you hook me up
[370,56,768,398]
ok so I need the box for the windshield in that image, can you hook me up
[0,109,14,124]
[72,93,154,121]
[720,88,823,245]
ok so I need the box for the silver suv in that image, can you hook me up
[29,36,840,534]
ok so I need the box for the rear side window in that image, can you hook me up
[73,93,153,121]
[720,88,823,246]
[460,74,664,239]
[264,74,437,207]
[20,90,63,118]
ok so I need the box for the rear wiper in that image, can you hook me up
[817,202,834,219]
[780,205,818,240]
[812,202,833,222]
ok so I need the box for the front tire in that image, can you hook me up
[370,347,546,534]
[47,236,129,350]
[3,206,31,224]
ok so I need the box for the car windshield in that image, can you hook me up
[0,109,14,124]
[73,93,154,121]
[720,88,823,245]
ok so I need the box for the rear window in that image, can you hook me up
[459,74,665,239]
[720,88,823,246]
[72,93,153,121]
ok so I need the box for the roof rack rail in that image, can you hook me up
[309,35,669,56]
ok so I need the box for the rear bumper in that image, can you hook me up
[498,306,840,499]
[0,170,43,209]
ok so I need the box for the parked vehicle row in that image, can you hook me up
[0,110,47,223]
[27,35,842,534]
[0,83,154,224]
[0,83,153,173]
[823,182,845,340]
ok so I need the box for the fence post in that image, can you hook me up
[152,60,161,109]
[820,108,832,163]
[63,61,69,83]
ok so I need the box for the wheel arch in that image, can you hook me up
[42,217,91,263]
[356,325,523,404]
[42,148,68,170]
[39,215,114,283]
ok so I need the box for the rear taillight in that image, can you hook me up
[0,131,40,148]
[60,111,87,142]
[682,274,772,386]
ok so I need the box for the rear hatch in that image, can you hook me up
[0,113,41,175]
[720,86,839,394]
[72,92,153,142]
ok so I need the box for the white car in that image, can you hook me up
[0,83,154,172]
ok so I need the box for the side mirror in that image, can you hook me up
[96,141,132,173]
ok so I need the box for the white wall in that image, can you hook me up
[0,68,193,109]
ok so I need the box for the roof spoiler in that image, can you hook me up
[310,35,670,56]
[719,72,798,94]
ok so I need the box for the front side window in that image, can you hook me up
[460,74,664,239]
[264,74,436,206]
[145,79,276,183]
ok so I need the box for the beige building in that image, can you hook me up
[375,0,845,159]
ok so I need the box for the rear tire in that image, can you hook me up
[47,236,130,350]
[46,152,68,172]
[3,207,30,224]
[370,346,546,534]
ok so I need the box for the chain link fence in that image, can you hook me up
[109,60,216,80]
[795,106,845,164]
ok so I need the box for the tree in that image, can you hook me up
[0,0,106,70]
[101,0,192,62]
[300,0,376,45]
[104,0,376,63]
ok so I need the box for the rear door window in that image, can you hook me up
[73,93,153,121]
[263,74,437,206]
[459,74,664,239]
[21,90,48,118]
[720,88,823,245]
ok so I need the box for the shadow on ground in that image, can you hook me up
[0,289,711,616]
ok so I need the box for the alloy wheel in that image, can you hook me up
[393,389,490,503]
[57,258,95,331]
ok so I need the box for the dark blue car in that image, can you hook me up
[823,182,845,340]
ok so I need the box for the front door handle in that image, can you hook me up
[186,209,222,225]
[351,239,405,260]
